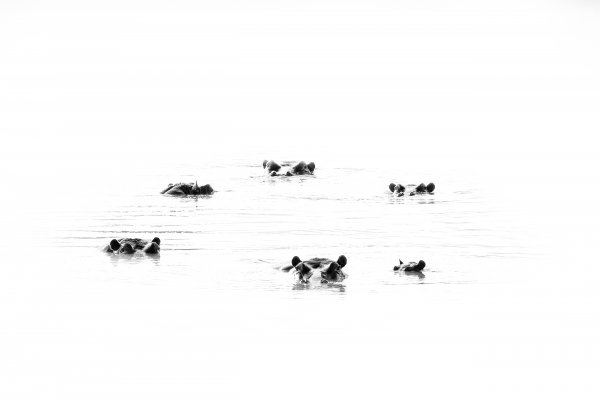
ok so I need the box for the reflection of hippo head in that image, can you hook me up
[426,182,435,193]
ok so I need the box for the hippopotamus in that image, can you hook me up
[103,237,161,255]
[263,160,316,176]
[389,182,435,197]
[281,255,347,284]
[161,181,214,196]
[393,259,426,272]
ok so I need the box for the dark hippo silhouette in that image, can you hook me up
[103,237,161,255]
[389,182,435,197]
[393,259,426,272]
[281,255,347,284]
[161,181,214,196]
[263,160,316,176]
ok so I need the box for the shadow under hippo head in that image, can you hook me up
[105,237,161,255]
[162,182,214,196]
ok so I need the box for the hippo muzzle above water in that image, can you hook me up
[161,182,214,196]
[103,237,161,255]
[389,182,435,197]
[393,259,426,272]
[263,160,316,176]
[281,255,347,284]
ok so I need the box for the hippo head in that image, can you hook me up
[119,243,135,254]
[152,237,161,246]
[426,182,435,193]
[415,183,427,193]
[307,162,316,173]
[109,239,121,252]
[417,260,426,269]
[191,182,213,195]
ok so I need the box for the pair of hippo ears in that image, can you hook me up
[291,255,347,269]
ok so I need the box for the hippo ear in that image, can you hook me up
[263,160,268,169]
[337,255,347,268]
[292,256,302,267]
[110,239,121,251]
[398,259,403,265]
[326,262,340,273]
[389,183,396,192]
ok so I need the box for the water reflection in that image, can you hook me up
[292,282,346,293]
[396,270,426,281]
[107,252,161,267]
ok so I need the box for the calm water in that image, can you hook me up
[1,152,599,398]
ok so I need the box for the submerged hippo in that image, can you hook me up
[281,255,347,284]
[389,182,435,197]
[161,181,214,196]
[103,237,161,255]
[393,259,426,272]
[263,160,316,176]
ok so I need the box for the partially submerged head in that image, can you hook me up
[426,182,435,193]
[190,182,213,195]
[307,162,316,173]
[152,237,161,245]
[417,260,426,269]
